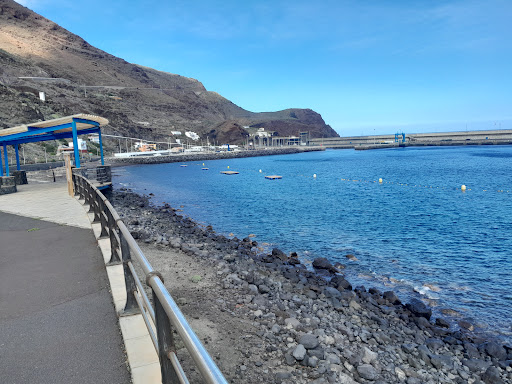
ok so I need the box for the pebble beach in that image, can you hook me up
[109,188,512,384]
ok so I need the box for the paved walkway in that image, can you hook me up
[0,182,131,383]
[0,183,91,228]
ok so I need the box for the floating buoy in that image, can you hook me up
[227,166,230,169]
[313,174,317,178]
[461,185,467,191]
[379,178,383,183]
[202,163,205,166]
[259,169,262,173]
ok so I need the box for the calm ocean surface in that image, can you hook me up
[113,146,512,342]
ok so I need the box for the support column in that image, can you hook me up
[71,119,81,168]
[0,145,3,177]
[98,129,105,165]
[3,144,9,177]
[15,144,21,171]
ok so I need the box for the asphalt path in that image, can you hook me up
[0,212,130,383]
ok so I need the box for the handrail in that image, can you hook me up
[72,173,228,384]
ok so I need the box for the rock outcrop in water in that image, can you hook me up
[109,188,512,384]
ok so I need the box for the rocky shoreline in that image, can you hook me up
[108,188,512,384]
[108,147,324,166]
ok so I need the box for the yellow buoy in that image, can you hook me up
[461,185,467,191]
[227,166,230,169]
[203,163,205,166]
[379,178,383,183]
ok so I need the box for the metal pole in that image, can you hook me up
[3,144,9,177]
[153,291,180,384]
[0,146,3,177]
[71,119,81,168]
[98,129,105,165]
[119,231,140,315]
[15,145,20,171]
[23,146,25,164]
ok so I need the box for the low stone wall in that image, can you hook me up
[20,162,65,172]
[73,165,112,187]
[0,176,17,195]
[11,170,28,185]
[108,147,324,166]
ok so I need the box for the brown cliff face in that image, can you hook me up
[0,0,339,143]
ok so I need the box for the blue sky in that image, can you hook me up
[17,0,512,136]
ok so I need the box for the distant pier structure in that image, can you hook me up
[309,129,512,149]
[246,127,310,147]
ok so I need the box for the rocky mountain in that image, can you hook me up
[0,0,339,145]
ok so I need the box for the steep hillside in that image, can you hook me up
[0,0,339,143]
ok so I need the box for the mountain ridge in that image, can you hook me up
[0,0,339,144]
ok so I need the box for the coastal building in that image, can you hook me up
[245,127,310,147]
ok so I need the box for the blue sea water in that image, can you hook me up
[113,146,512,342]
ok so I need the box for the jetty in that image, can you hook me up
[109,147,324,166]
[309,129,512,149]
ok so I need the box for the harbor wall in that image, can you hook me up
[309,129,512,149]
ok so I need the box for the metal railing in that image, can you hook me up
[72,173,228,384]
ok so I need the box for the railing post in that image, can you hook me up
[119,230,140,315]
[78,177,85,200]
[153,291,179,384]
[87,185,96,214]
[98,198,109,238]
[106,209,121,265]
[86,183,93,207]
[72,173,77,194]
[91,193,101,223]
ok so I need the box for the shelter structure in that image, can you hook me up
[0,114,108,176]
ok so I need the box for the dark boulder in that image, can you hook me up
[299,334,319,349]
[383,291,401,304]
[312,257,337,273]
[288,252,301,265]
[369,287,381,296]
[483,342,507,361]
[271,248,288,261]
[330,275,352,290]
[406,298,432,320]
[481,366,504,384]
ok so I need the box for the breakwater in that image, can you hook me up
[109,147,324,166]
[310,129,512,149]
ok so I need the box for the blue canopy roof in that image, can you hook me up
[0,114,108,145]
[0,114,108,176]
